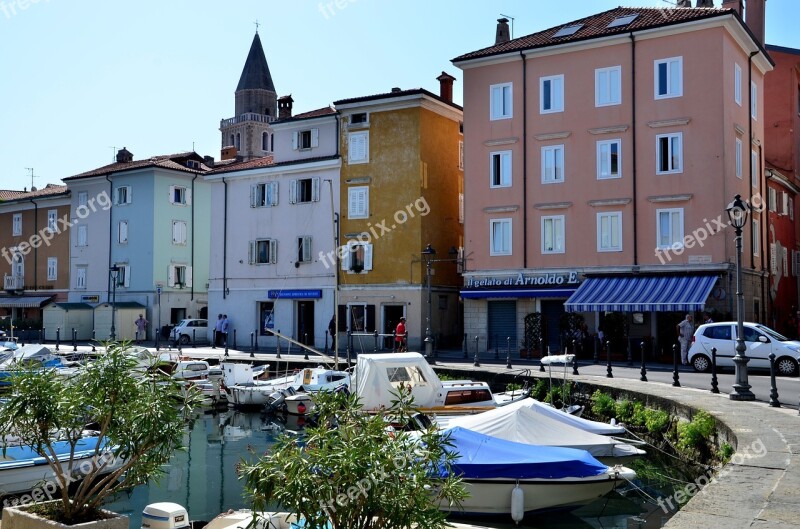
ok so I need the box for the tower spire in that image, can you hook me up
[236,32,275,93]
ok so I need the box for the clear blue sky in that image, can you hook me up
[1,0,797,191]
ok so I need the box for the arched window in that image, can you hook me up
[230,134,235,148]
[271,133,274,152]
[235,133,241,150]
[262,131,269,151]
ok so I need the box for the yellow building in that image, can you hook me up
[333,76,464,353]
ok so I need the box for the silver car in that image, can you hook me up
[171,319,209,345]
[688,321,800,376]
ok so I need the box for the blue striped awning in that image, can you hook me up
[564,275,717,312]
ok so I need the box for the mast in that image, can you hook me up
[327,179,339,370]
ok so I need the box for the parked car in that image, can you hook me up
[688,321,800,376]
[171,319,209,345]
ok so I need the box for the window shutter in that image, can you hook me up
[119,221,127,243]
[364,244,373,271]
[248,241,256,264]
[302,236,312,262]
[348,189,358,217]
[168,265,175,287]
[311,128,319,148]
[269,239,278,264]
[459,193,464,224]
[292,132,299,150]
[127,187,132,204]
[172,222,179,244]
[290,180,297,204]
[250,185,257,207]
[312,178,320,202]
[341,244,351,270]
[185,266,193,287]
[770,243,777,275]
[169,185,175,204]
[269,182,279,206]
[186,188,192,206]
[123,266,130,287]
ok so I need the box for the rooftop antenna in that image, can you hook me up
[500,13,515,39]
[25,168,38,190]
[254,19,260,33]
[109,146,116,162]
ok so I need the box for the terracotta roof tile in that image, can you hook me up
[334,88,462,110]
[0,184,69,203]
[453,7,736,62]
[64,152,209,181]
[274,106,337,123]
[208,154,341,175]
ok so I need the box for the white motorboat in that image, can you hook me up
[281,376,350,415]
[0,344,79,385]
[440,427,636,520]
[222,363,350,408]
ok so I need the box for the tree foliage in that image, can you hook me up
[0,342,200,524]
[240,387,467,529]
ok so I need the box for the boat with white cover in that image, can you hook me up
[222,363,350,408]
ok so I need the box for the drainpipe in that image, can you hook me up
[630,33,639,266]
[106,175,113,302]
[520,51,528,269]
[223,177,228,300]
[28,198,38,291]
[191,173,197,302]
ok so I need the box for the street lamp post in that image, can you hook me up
[726,195,755,401]
[421,244,436,362]
[109,266,120,341]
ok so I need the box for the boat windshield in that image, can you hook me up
[386,366,428,385]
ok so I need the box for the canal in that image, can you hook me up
[97,409,700,529]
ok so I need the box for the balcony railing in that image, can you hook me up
[4,274,24,291]
[220,113,277,128]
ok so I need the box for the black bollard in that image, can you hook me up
[506,336,512,369]
[72,328,77,352]
[606,340,613,378]
[374,330,379,353]
[640,341,647,382]
[672,343,681,387]
[710,347,719,393]
[474,336,480,367]
[250,332,255,357]
[233,329,237,349]
[304,333,310,361]
[463,333,468,359]
[56,327,60,351]
[276,330,282,359]
[768,352,780,407]
[539,337,546,372]
[572,340,579,375]
[92,330,96,352]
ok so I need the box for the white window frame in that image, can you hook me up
[656,133,683,174]
[541,145,565,184]
[751,81,757,119]
[348,186,369,219]
[752,220,759,257]
[751,149,759,188]
[168,264,192,288]
[47,210,58,233]
[12,213,21,236]
[595,66,621,107]
[341,242,373,273]
[734,63,742,106]
[540,75,564,114]
[292,128,319,150]
[490,150,512,188]
[597,139,621,180]
[654,56,683,99]
[77,225,88,247]
[735,137,743,178]
[297,236,313,264]
[251,182,279,207]
[172,220,187,245]
[490,82,513,120]
[656,208,684,250]
[47,257,57,281]
[489,218,512,256]
[348,131,369,164]
[115,186,131,205]
[115,264,130,288]
[75,266,87,289]
[78,191,88,207]
[118,220,128,244]
[541,215,565,254]
[597,212,622,252]
[250,239,278,265]
[170,185,189,205]
[290,177,321,204]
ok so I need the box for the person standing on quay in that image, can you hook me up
[214,314,224,347]
[135,314,148,344]
[395,317,407,352]
[676,314,694,366]
[221,314,230,347]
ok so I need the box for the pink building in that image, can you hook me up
[454,4,773,359]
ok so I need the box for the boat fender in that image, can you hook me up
[510,484,524,524]
[297,402,307,415]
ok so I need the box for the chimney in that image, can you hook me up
[391,87,402,93]
[696,0,714,7]
[278,95,294,119]
[221,146,237,161]
[116,147,133,163]
[720,0,741,14]
[745,0,766,45]
[676,0,691,7]
[495,18,510,45]
[203,155,215,167]
[436,71,456,103]
[31,186,37,192]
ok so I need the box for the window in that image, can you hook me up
[656,133,682,174]
[490,219,512,256]
[597,212,622,252]
[596,66,621,106]
[118,220,128,244]
[751,150,759,188]
[75,266,87,289]
[541,145,565,183]
[169,264,191,288]
[597,140,621,179]
[348,131,369,164]
[490,151,512,187]
[262,131,269,151]
[769,189,778,212]
[297,236,312,263]
[290,177,320,204]
[172,220,187,245]
[734,63,742,106]
[790,197,795,220]
[735,138,743,178]
[750,81,757,119]
[47,257,57,281]
[656,208,684,249]
[77,225,88,246]
[540,75,564,113]
[654,57,682,99]
[47,210,57,233]
[341,242,373,273]
[541,215,565,254]
[114,265,130,288]
[115,186,131,205]
[78,191,88,207]
[249,239,277,264]
[782,192,790,216]
[170,185,188,205]
[750,220,760,255]
[703,325,731,340]
[293,128,319,150]
[348,186,369,219]
[458,140,464,170]
[235,133,241,150]
[251,182,279,207]
[490,82,512,120]
[350,112,368,125]
[12,213,21,235]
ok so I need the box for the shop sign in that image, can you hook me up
[466,271,580,288]
[81,295,100,303]
[268,289,322,299]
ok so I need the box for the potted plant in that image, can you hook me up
[0,341,200,529]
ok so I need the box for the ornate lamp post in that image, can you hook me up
[421,244,436,362]
[109,266,120,341]
[726,195,755,401]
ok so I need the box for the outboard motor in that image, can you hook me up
[142,503,189,529]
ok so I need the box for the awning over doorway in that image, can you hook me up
[564,275,717,313]
[0,296,53,308]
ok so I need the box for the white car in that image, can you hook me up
[171,319,209,345]
[688,321,800,376]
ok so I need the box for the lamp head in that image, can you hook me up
[726,194,750,229]
[422,244,436,256]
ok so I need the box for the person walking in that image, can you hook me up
[395,317,407,352]
[676,314,694,366]
[214,314,224,347]
[221,314,230,347]
[135,314,148,344]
